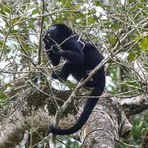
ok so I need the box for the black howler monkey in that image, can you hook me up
[43,24,105,135]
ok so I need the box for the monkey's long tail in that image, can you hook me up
[48,75,105,135]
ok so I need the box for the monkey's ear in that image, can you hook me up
[46,26,58,40]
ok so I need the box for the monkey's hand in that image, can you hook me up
[52,45,62,55]
[83,70,91,79]
[52,71,60,79]
[52,71,66,81]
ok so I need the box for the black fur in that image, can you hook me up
[43,24,105,135]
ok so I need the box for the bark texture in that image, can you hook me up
[81,95,132,148]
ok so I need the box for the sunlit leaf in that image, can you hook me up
[134,36,142,41]
[32,9,40,15]
[139,37,148,51]
[65,0,72,7]
[5,83,13,88]
[128,46,142,62]
[0,4,11,13]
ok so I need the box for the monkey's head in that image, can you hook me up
[43,24,73,46]
[43,24,73,66]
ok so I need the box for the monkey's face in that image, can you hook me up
[44,24,73,44]
[43,31,61,66]
[43,24,73,66]
[43,26,63,51]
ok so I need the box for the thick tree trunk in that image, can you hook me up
[80,95,132,148]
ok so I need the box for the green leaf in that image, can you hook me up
[5,83,13,88]
[88,16,96,25]
[95,1,102,6]
[3,5,11,13]
[134,36,142,41]
[10,30,19,34]
[0,91,7,100]
[109,37,117,46]
[0,4,11,13]
[88,9,96,15]
[0,40,3,46]
[128,49,139,61]
[61,0,66,5]
[32,9,39,15]
[12,16,29,25]
[139,37,148,51]
[65,0,72,7]
[124,81,139,89]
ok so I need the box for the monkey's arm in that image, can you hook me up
[52,63,72,81]
[60,40,85,65]
[60,50,84,65]
[47,50,60,66]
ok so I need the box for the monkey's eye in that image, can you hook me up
[47,32,50,37]
[46,27,56,38]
